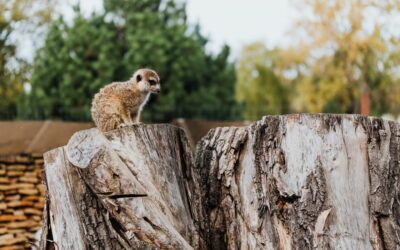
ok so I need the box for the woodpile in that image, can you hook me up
[0,154,45,250]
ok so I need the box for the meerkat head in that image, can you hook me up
[132,68,161,94]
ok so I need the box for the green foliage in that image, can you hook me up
[236,43,290,120]
[23,0,239,121]
[19,15,123,119]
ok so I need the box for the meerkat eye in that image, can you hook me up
[149,79,156,85]
[136,74,142,82]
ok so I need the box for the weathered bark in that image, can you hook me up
[41,124,205,249]
[41,115,400,250]
[195,114,400,249]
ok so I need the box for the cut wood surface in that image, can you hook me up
[41,114,400,250]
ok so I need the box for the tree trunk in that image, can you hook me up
[195,114,400,250]
[41,115,400,250]
[361,83,370,116]
[40,125,205,249]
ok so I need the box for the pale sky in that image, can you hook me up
[59,0,297,56]
[186,0,297,54]
[18,0,297,60]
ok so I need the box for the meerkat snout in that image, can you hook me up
[149,77,161,94]
[133,69,161,94]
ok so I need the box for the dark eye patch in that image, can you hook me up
[149,79,157,85]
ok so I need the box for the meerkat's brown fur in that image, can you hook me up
[91,68,161,132]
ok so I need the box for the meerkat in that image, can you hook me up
[91,68,161,132]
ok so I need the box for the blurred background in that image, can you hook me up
[0,1,399,248]
[1,0,400,123]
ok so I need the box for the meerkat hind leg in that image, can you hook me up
[102,115,123,132]
[117,110,134,129]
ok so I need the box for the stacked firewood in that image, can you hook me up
[0,154,45,250]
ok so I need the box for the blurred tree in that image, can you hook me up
[236,43,290,120]
[24,0,239,121]
[19,14,122,120]
[288,0,400,115]
[0,0,53,118]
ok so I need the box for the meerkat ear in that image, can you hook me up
[136,74,142,82]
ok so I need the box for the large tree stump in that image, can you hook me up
[41,115,400,249]
[195,114,400,249]
[40,125,204,249]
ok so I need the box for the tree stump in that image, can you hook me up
[195,114,400,249]
[40,125,205,249]
[41,115,400,249]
